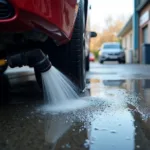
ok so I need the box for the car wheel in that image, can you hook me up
[100,61,104,64]
[66,0,86,90]
[119,60,125,64]
[35,0,86,91]
[122,60,126,64]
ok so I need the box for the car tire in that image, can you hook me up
[35,0,86,91]
[119,60,125,64]
[86,53,90,71]
[100,61,104,64]
[122,60,125,64]
[65,0,86,90]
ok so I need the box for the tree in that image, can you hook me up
[90,16,127,52]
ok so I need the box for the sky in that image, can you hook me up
[90,0,134,31]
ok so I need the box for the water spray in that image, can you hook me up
[7,49,52,73]
[2,49,88,111]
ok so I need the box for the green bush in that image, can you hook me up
[91,50,99,61]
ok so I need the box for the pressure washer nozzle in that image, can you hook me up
[7,49,52,73]
[34,55,52,73]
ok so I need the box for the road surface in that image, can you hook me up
[0,62,150,150]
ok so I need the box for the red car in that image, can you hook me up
[89,52,95,62]
[0,0,96,90]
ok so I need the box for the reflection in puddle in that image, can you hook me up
[45,114,73,149]
[90,110,135,150]
[1,79,150,150]
[103,80,125,86]
[44,113,89,150]
[38,79,150,150]
[43,103,136,150]
[86,78,150,150]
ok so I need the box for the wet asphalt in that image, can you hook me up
[1,62,150,150]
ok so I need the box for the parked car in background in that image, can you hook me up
[0,0,96,91]
[89,52,95,62]
[99,42,125,64]
[103,80,125,86]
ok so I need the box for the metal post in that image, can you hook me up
[133,0,139,63]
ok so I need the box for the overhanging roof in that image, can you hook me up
[117,16,133,37]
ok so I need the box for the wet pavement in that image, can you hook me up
[1,62,150,150]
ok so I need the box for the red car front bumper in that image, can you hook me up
[0,0,78,45]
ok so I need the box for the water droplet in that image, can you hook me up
[72,129,75,131]
[90,141,94,144]
[66,143,71,148]
[85,139,90,144]
[91,137,96,141]
[31,111,34,114]
[6,140,9,144]
[100,128,108,131]
[136,145,140,149]
[94,127,99,130]
[126,137,131,140]
[110,130,117,134]
[84,143,89,148]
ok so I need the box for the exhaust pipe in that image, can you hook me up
[7,49,52,73]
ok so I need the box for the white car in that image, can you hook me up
[99,42,125,64]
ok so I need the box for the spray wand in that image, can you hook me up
[1,49,52,73]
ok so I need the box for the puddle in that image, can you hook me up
[1,70,150,149]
